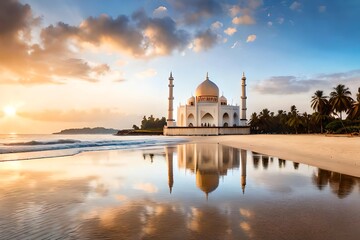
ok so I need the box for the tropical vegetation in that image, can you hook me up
[133,115,167,130]
[249,84,360,134]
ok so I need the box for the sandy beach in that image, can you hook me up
[188,134,360,177]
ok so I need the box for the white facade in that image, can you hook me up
[176,74,241,127]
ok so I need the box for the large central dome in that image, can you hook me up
[195,74,219,97]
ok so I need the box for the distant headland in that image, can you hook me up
[53,115,167,135]
[53,127,119,134]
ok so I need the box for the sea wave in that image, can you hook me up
[4,139,81,146]
[0,137,186,161]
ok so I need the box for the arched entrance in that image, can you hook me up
[201,113,214,127]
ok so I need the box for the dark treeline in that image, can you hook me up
[133,115,166,130]
[250,84,360,134]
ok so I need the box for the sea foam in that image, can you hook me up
[0,137,186,161]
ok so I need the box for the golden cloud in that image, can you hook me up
[133,183,159,193]
[224,27,237,36]
[246,34,257,42]
[232,15,255,25]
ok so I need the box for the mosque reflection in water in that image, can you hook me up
[144,143,359,199]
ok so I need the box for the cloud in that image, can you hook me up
[290,1,302,11]
[248,0,264,9]
[136,68,157,79]
[253,70,360,95]
[192,29,219,52]
[0,0,225,86]
[133,10,190,56]
[211,21,223,30]
[319,5,327,13]
[229,0,262,25]
[254,76,322,94]
[246,34,257,42]
[92,64,110,76]
[168,0,223,25]
[153,6,168,17]
[316,69,360,82]
[229,5,241,17]
[267,21,273,27]
[133,183,158,193]
[277,17,285,24]
[0,1,113,85]
[224,27,237,36]
[232,15,255,25]
[231,41,239,49]
[0,1,208,85]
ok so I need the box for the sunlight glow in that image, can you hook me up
[3,106,17,117]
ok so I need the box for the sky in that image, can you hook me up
[0,0,359,134]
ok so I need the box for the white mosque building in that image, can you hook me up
[164,72,250,136]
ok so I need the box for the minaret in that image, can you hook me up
[240,72,247,126]
[167,72,175,127]
[165,147,174,194]
[240,149,247,194]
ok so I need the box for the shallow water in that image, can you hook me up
[0,143,359,240]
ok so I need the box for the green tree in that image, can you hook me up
[286,105,302,134]
[249,112,260,133]
[310,90,330,133]
[347,87,360,120]
[311,90,329,114]
[140,115,166,130]
[259,109,273,133]
[329,84,353,119]
[301,112,311,133]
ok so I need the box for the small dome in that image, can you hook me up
[195,74,219,97]
[220,95,227,105]
[187,96,195,105]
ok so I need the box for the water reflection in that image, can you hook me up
[313,169,357,198]
[144,143,360,199]
[176,144,244,197]
[1,143,360,239]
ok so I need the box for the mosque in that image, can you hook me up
[164,72,250,135]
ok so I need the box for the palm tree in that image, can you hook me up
[259,108,273,133]
[249,112,260,133]
[310,90,330,133]
[329,84,353,119]
[301,112,311,133]
[311,90,329,113]
[347,87,360,120]
[286,105,302,134]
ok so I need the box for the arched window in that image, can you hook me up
[223,112,229,127]
[187,113,195,127]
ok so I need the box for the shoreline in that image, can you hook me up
[185,134,360,177]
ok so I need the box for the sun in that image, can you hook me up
[3,106,17,117]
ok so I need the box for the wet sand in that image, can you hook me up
[188,134,360,177]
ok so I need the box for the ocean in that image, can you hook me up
[0,134,186,161]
